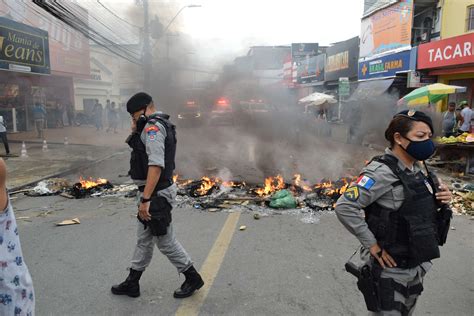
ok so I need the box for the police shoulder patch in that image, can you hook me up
[344,186,360,201]
[356,175,376,190]
[146,125,159,133]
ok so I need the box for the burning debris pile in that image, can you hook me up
[26,177,114,199]
[70,177,113,198]
[173,174,353,212]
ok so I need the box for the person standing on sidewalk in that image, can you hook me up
[106,102,119,133]
[111,92,204,299]
[0,115,10,156]
[32,102,46,139]
[0,157,35,315]
[459,100,473,133]
[92,100,103,131]
[105,99,111,129]
[442,102,457,137]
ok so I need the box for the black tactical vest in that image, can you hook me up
[126,113,177,188]
[365,155,440,268]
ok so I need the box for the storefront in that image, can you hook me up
[324,36,360,93]
[356,49,414,99]
[0,16,53,131]
[417,32,474,111]
[0,3,90,130]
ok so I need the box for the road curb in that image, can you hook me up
[9,150,127,192]
[9,140,99,147]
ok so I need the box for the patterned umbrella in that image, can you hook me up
[397,83,466,107]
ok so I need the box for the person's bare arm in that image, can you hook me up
[0,158,8,212]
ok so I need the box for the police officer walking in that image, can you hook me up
[335,110,452,315]
[111,92,204,299]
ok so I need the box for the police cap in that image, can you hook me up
[394,110,434,133]
[127,92,152,114]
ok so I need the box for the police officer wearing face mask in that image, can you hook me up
[111,92,204,299]
[335,110,453,315]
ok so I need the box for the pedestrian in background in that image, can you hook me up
[0,157,35,315]
[459,100,473,133]
[92,100,103,131]
[32,102,46,139]
[441,102,457,137]
[105,99,111,129]
[66,103,75,127]
[106,102,119,133]
[55,102,64,128]
[0,115,10,156]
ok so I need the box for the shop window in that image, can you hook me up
[468,6,474,31]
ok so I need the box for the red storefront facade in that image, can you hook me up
[418,33,474,108]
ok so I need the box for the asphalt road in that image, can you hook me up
[9,148,473,316]
[5,119,472,316]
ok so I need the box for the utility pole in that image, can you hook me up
[142,0,152,92]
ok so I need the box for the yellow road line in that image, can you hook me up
[175,212,241,316]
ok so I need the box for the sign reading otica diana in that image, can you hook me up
[417,33,474,69]
[359,0,413,59]
[0,16,50,74]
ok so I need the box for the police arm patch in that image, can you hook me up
[356,175,375,190]
[146,125,159,140]
[344,186,360,201]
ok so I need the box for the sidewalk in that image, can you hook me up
[4,126,131,190]
[7,125,130,147]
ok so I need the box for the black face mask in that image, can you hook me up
[135,109,148,133]
[401,136,436,161]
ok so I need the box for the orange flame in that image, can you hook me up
[79,177,107,189]
[293,174,312,191]
[255,175,285,196]
[196,176,217,196]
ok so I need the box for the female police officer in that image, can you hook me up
[335,110,452,315]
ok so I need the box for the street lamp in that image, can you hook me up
[143,3,201,91]
[162,4,202,35]
[153,4,202,49]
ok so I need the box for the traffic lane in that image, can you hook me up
[198,212,365,315]
[15,194,228,315]
[416,214,473,316]
[198,212,473,316]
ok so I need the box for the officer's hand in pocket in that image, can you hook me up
[370,243,397,269]
[138,201,151,221]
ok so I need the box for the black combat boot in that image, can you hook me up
[111,268,143,297]
[173,266,204,298]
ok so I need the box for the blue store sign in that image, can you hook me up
[358,50,411,80]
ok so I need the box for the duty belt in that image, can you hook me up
[138,179,173,193]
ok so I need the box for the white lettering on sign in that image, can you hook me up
[429,41,473,63]
[434,48,443,61]
[428,49,434,62]
[465,42,472,57]
[443,45,452,60]
[453,44,462,58]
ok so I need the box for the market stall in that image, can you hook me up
[433,133,474,175]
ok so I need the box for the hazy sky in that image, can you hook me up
[102,0,365,65]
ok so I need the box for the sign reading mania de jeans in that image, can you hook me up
[0,16,50,74]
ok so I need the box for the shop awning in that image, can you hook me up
[348,78,395,101]
[428,66,474,76]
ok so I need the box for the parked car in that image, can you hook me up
[208,98,235,125]
[177,100,203,127]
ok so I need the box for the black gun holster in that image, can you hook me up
[138,196,172,236]
[346,261,424,315]
[345,262,380,312]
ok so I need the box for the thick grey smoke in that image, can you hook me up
[120,3,394,184]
